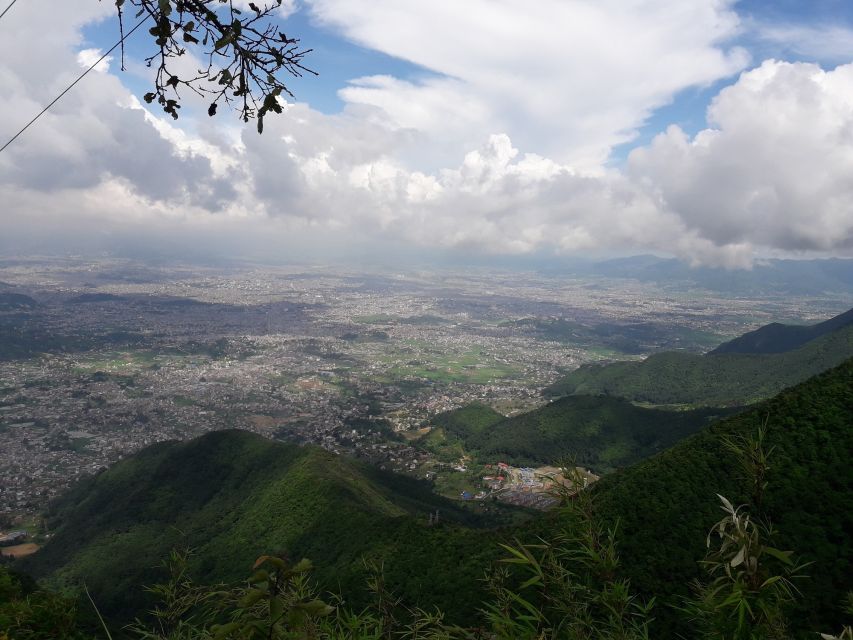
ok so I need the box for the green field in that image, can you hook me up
[387,347,518,383]
[70,351,156,373]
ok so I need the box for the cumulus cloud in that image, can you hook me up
[629,60,853,258]
[306,0,749,169]
[0,0,238,211]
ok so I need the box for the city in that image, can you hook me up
[1,256,846,523]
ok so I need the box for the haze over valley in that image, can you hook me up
[2,256,850,520]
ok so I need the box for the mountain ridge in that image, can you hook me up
[24,431,507,622]
[710,306,853,354]
[423,396,738,473]
[545,319,853,406]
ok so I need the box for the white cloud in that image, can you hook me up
[629,60,853,257]
[76,48,112,73]
[234,0,300,19]
[756,24,853,62]
[306,0,749,169]
[0,0,239,211]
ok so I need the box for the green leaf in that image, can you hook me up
[239,588,266,608]
[269,596,284,621]
[211,622,240,639]
[248,569,269,584]
[730,546,746,567]
[291,558,313,573]
[763,546,794,565]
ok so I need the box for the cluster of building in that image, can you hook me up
[1,258,827,521]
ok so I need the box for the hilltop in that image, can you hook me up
[422,397,736,473]
[24,431,510,622]
[545,319,853,406]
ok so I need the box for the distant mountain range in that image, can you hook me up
[710,306,853,354]
[577,255,853,294]
[545,308,853,406]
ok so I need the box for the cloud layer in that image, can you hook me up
[1,1,853,267]
[308,0,748,169]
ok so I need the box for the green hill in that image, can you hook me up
[423,398,736,473]
[589,357,853,635]
[16,361,853,637]
[419,402,506,462]
[431,402,505,435]
[478,397,733,472]
[545,322,853,406]
[710,306,853,354]
[24,431,507,623]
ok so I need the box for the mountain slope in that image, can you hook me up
[426,397,736,473]
[710,306,853,354]
[589,357,853,635]
[545,322,853,406]
[431,402,505,436]
[25,431,504,623]
[20,361,853,636]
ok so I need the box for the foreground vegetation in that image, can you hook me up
[5,359,852,639]
[3,442,851,639]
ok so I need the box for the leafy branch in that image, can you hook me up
[109,0,316,130]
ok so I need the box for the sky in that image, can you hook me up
[2,0,853,268]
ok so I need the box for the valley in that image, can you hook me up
[1,257,850,521]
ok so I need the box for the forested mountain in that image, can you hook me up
[710,306,853,354]
[590,357,853,635]
[23,432,507,623]
[424,397,736,472]
[545,322,853,406]
[16,360,853,637]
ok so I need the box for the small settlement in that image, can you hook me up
[463,462,600,510]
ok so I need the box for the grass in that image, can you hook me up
[433,469,480,500]
[386,347,519,384]
[70,350,160,374]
